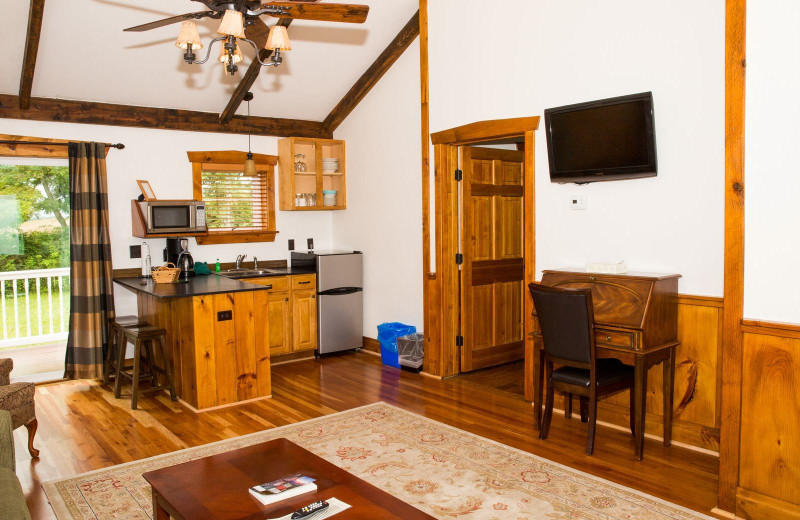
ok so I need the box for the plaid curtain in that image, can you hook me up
[64,142,115,380]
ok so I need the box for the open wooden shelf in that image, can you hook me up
[278,137,347,211]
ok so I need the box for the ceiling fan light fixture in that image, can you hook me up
[265,25,292,51]
[175,20,203,50]
[218,43,244,65]
[217,9,246,38]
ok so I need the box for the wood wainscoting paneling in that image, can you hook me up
[734,320,800,519]
[552,294,723,452]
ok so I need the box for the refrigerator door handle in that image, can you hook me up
[318,287,363,296]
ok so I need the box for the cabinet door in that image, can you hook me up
[267,291,292,356]
[292,289,318,352]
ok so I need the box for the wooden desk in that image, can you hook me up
[530,269,680,460]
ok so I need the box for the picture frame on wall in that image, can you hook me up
[137,180,156,201]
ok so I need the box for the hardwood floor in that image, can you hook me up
[14,352,720,519]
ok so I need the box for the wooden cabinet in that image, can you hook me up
[292,288,317,352]
[246,274,317,356]
[278,137,346,211]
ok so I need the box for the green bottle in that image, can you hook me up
[215,259,221,273]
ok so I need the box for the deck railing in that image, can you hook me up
[0,268,70,348]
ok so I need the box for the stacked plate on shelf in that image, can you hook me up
[322,158,339,173]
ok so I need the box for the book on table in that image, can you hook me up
[249,474,317,506]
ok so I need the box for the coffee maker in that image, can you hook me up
[164,238,194,279]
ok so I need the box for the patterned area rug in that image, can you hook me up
[44,402,713,519]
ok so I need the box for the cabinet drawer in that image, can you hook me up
[595,328,635,349]
[291,274,316,290]
[247,276,289,292]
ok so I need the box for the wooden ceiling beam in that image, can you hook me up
[19,0,46,110]
[0,95,332,138]
[322,11,420,134]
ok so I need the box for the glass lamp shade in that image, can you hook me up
[244,153,258,176]
[219,44,244,64]
[217,10,246,38]
[175,21,203,50]
[265,26,291,51]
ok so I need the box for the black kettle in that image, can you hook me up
[177,249,195,279]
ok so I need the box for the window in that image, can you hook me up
[189,151,278,245]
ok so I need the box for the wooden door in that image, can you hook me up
[292,289,318,352]
[460,146,525,372]
[267,291,292,356]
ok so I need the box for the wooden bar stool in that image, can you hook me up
[103,315,148,385]
[113,325,177,410]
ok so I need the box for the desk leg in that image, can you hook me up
[533,344,544,430]
[663,346,675,446]
[152,490,169,520]
[634,358,647,460]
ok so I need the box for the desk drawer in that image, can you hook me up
[595,328,636,349]
[247,277,288,292]
[291,275,316,290]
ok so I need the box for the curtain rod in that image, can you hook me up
[0,140,125,149]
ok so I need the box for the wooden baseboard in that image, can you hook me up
[737,488,800,520]
[178,394,272,413]
[362,336,381,353]
[271,351,316,366]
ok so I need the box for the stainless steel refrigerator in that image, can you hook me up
[291,251,363,354]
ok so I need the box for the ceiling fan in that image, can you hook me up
[124,1,370,75]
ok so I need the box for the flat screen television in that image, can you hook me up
[544,92,657,184]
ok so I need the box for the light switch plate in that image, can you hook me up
[569,196,588,210]
[129,245,141,258]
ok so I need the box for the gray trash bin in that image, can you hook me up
[397,333,424,372]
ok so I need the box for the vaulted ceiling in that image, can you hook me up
[1,0,418,124]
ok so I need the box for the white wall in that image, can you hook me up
[428,0,725,296]
[0,119,333,315]
[332,39,424,337]
[744,1,800,322]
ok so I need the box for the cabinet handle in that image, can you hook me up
[285,297,289,302]
[298,281,311,285]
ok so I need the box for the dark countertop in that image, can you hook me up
[114,267,315,299]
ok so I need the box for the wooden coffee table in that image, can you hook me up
[142,438,437,520]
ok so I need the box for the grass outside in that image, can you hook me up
[0,290,70,347]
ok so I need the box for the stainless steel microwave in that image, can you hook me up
[140,200,207,234]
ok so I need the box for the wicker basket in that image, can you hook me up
[151,263,180,284]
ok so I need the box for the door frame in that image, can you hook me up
[423,117,539,378]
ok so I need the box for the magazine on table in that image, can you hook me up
[249,474,317,505]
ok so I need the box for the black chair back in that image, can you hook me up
[529,282,595,365]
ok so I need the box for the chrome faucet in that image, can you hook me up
[253,257,258,269]
[235,254,247,269]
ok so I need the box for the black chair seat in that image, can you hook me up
[551,359,634,388]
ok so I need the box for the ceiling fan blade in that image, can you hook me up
[261,2,369,24]
[123,11,215,32]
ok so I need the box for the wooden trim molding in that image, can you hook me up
[323,12,420,133]
[430,117,540,145]
[718,0,747,512]
[0,95,330,139]
[741,319,800,339]
[19,0,45,110]
[736,488,800,520]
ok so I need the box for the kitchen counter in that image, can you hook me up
[114,275,266,299]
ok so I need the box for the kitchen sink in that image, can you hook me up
[218,268,282,279]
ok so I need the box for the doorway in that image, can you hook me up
[423,117,539,378]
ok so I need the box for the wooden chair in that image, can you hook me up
[113,325,177,410]
[0,359,38,458]
[103,315,149,385]
[529,282,635,455]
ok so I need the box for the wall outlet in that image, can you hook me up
[217,310,232,321]
[288,239,295,251]
[129,245,142,258]
[307,238,314,250]
[569,196,588,210]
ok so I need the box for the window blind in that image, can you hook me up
[200,169,269,232]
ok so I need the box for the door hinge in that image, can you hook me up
[454,169,463,181]
[455,253,463,265]
[456,335,463,347]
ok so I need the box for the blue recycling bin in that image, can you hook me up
[377,322,416,368]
